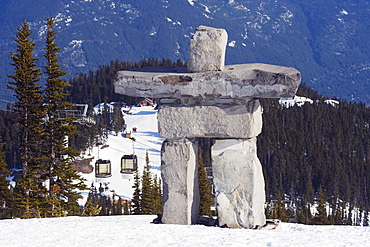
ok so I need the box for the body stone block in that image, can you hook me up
[158,99,262,139]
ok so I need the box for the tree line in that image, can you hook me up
[259,84,370,225]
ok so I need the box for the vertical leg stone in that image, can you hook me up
[211,138,266,228]
[161,138,199,225]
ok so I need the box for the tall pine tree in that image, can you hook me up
[43,17,87,216]
[7,20,46,217]
[131,166,142,214]
[141,150,154,214]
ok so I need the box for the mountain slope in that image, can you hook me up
[1,0,369,106]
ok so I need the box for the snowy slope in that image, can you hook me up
[79,106,163,201]
[1,215,369,247]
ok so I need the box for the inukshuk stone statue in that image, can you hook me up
[114,26,301,229]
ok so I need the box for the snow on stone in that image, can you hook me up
[1,215,369,246]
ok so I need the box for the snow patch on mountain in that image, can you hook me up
[166,17,181,25]
[188,0,196,6]
[340,9,349,15]
[280,7,293,25]
[228,41,236,47]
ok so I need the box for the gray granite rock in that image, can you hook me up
[157,98,262,139]
[113,25,301,229]
[114,63,300,99]
[188,25,228,73]
[211,138,266,229]
[161,138,199,225]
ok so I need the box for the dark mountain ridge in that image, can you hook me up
[1,0,369,107]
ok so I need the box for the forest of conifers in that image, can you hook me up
[1,59,369,224]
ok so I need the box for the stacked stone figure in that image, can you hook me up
[114,26,301,228]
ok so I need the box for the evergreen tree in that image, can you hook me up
[123,200,130,215]
[363,210,369,226]
[112,104,125,136]
[82,192,101,216]
[131,166,142,214]
[273,192,288,222]
[296,196,312,224]
[0,139,13,218]
[7,20,46,217]
[141,150,154,214]
[345,204,353,225]
[43,17,87,216]
[152,175,162,214]
[198,146,212,216]
[114,196,123,215]
[313,186,329,225]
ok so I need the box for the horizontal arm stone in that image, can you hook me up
[114,63,301,99]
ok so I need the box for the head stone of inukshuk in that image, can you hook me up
[114,25,301,229]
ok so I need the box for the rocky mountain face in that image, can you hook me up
[0,0,369,106]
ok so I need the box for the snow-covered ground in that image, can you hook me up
[78,106,163,202]
[1,215,369,246]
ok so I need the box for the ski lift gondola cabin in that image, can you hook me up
[95,159,112,178]
[120,155,137,174]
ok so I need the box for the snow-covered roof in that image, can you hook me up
[93,102,114,114]
[279,96,313,108]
